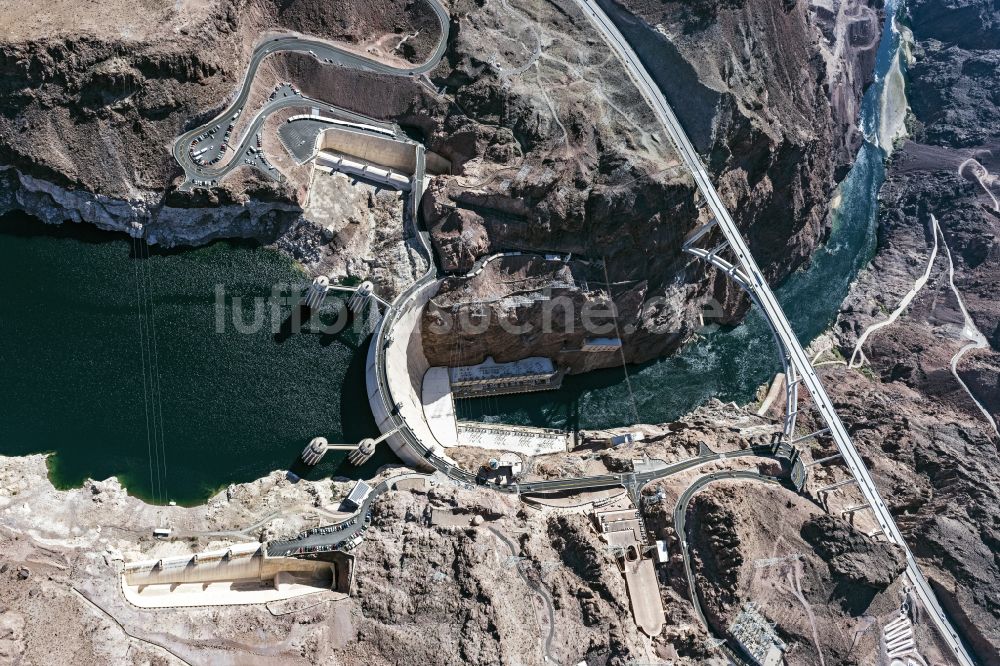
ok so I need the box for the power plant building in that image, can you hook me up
[448,356,563,398]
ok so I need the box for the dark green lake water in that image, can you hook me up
[0,0,899,503]
[0,216,391,505]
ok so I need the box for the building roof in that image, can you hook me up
[346,480,372,505]
[448,356,556,384]
[583,337,622,347]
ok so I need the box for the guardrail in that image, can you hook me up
[571,0,977,661]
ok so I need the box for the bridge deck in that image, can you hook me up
[573,1,976,662]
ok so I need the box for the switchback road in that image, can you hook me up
[572,0,976,662]
[171,0,449,187]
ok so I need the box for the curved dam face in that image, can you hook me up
[365,278,449,470]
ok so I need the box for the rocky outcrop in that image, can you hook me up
[613,0,883,256]
[688,493,743,627]
[807,371,1000,660]
[0,0,439,244]
[828,8,999,653]
[0,0,884,374]
[418,0,883,370]
[0,167,303,245]
[801,514,906,613]
[828,4,1000,654]
[908,0,1000,51]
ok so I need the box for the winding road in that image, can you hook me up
[849,215,940,368]
[936,214,999,439]
[572,0,977,663]
[488,526,558,662]
[672,470,783,631]
[170,0,449,187]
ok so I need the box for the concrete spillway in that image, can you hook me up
[315,150,411,191]
[121,543,351,607]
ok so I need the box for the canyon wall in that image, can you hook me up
[0,0,881,373]
[831,0,1000,658]
[420,0,884,370]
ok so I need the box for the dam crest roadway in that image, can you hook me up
[149,2,979,664]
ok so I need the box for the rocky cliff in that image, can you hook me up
[827,3,1000,650]
[0,0,881,372]
[420,0,884,370]
[0,0,439,247]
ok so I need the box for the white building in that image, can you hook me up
[447,356,563,398]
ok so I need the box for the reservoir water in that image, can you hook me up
[0,216,388,505]
[0,0,900,503]
[461,0,901,430]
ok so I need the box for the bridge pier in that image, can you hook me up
[816,477,857,494]
[681,217,718,249]
[791,428,830,444]
[807,452,842,467]
[706,240,729,260]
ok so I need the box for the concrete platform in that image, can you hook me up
[422,367,459,447]
[121,543,348,609]
[122,572,341,608]
[624,558,664,637]
[456,421,569,456]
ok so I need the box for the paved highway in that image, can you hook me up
[266,473,427,556]
[673,470,782,631]
[275,423,783,558]
[171,0,449,187]
[573,1,976,662]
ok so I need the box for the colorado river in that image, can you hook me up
[0,0,902,501]
[463,0,902,431]
[0,215,386,504]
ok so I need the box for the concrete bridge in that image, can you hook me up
[571,0,975,661]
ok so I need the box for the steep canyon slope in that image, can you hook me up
[0,0,879,372]
[830,0,1000,658]
[421,0,885,369]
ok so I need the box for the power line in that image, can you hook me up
[141,239,170,504]
[137,239,163,503]
[602,257,640,424]
[130,235,157,503]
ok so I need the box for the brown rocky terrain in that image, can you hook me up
[0,452,685,665]
[0,0,439,194]
[421,0,888,370]
[0,0,882,370]
[676,484,922,665]
[826,0,1000,657]
[2,398,945,666]
[2,0,999,663]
